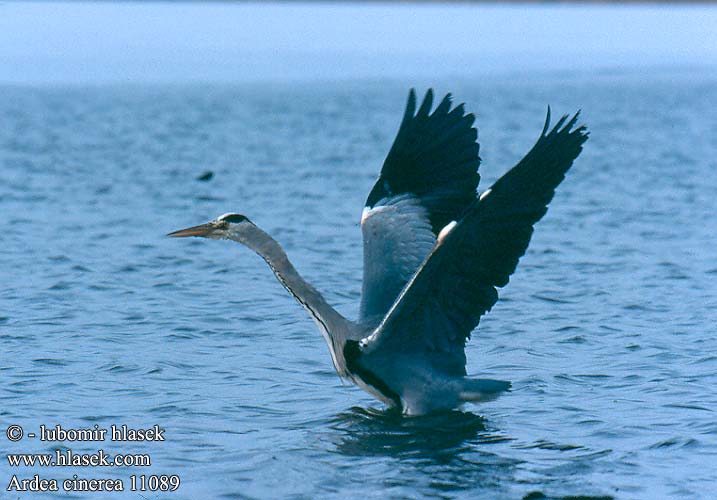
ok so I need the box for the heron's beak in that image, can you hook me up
[167,222,216,238]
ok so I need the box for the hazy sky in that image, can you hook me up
[1,2,716,84]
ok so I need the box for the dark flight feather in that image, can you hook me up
[366,89,481,234]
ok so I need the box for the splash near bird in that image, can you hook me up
[169,89,588,415]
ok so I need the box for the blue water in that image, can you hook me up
[2,3,717,500]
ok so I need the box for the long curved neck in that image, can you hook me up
[232,224,351,374]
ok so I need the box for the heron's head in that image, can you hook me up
[168,213,255,241]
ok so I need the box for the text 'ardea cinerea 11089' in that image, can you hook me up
[169,89,588,415]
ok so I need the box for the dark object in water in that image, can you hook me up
[197,171,214,181]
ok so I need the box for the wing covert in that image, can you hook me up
[360,194,436,322]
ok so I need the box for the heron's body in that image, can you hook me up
[170,89,588,415]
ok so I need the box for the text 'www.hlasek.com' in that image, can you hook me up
[5,424,180,494]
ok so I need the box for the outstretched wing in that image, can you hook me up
[360,89,481,323]
[360,110,589,375]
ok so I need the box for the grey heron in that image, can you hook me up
[169,89,588,415]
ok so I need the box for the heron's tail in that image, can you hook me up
[459,378,511,402]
